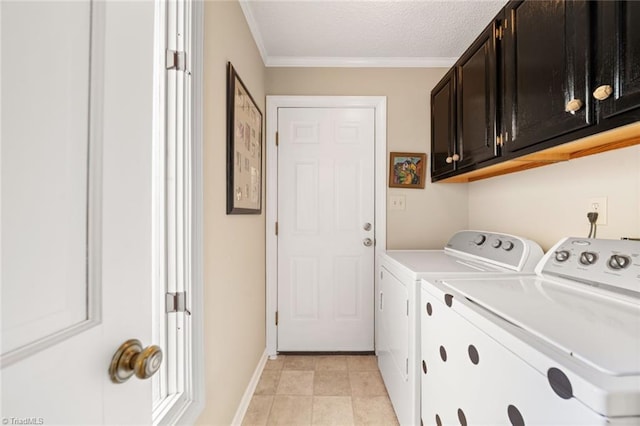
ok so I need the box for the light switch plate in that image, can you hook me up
[390,195,406,211]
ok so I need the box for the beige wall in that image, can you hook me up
[198,1,266,424]
[266,67,469,249]
[468,144,640,251]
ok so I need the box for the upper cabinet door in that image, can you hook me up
[456,22,499,170]
[430,69,456,179]
[503,0,592,153]
[596,0,640,120]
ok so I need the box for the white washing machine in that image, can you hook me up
[377,230,543,425]
[420,237,640,425]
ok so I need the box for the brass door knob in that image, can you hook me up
[593,84,613,101]
[109,339,163,383]
[451,153,460,161]
[565,98,583,113]
[445,156,453,164]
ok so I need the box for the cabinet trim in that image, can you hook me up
[438,122,640,183]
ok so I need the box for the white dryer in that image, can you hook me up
[377,230,543,425]
[420,237,640,425]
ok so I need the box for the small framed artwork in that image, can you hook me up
[226,62,263,214]
[389,152,427,189]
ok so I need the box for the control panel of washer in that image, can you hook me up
[445,230,540,270]
[542,237,640,295]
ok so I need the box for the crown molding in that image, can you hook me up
[239,0,269,65]
[264,56,457,68]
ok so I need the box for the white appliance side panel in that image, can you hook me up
[420,286,606,426]
[377,266,418,426]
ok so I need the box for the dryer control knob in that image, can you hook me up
[502,241,514,251]
[492,239,502,248]
[474,235,487,246]
[608,254,631,270]
[579,251,598,265]
[555,250,570,262]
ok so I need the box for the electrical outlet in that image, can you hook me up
[389,195,406,211]
[588,197,607,225]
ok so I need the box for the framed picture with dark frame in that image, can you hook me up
[389,152,427,189]
[226,62,263,214]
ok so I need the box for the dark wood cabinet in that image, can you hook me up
[597,0,640,120]
[431,23,499,180]
[430,69,456,179]
[456,23,500,169]
[502,0,592,154]
[430,0,640,183]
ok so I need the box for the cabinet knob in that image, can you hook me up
[451,153,460,161]
[593,85,613,101]
[445,156,453,164]
[565,99,583,113]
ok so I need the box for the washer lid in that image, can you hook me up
[384,250,505,278]
[440,276,640,376]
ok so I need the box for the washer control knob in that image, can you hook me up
[555,250,570,262]
[502,241,515,251]
[473,235,487,246]
[579,251,598,265]
[492,239,502,248]
[608,254,631,270]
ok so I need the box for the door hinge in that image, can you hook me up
[405,358,409,375]
[496,134,503,147]
[495,25,503,40]
[406,300,409,316]
[275,311,279,326]
[166,291,190,315]
[276,131,279,146]
[166,49,186,71]
[275,222,279,235]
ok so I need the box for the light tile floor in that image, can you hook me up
[242,355,400,426]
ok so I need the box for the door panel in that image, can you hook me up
[1,0,92,357]
[503,0,592,153]
[333,256,360,319]
[597,0,640,119]
[456,23,498,170]
[430,70,456,179]
[1,1,156,423]
[277,108,375,351]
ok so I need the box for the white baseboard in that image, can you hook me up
[231,348,269,426]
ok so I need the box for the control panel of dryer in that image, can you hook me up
[445,231,538,271]
[542,238,640,295]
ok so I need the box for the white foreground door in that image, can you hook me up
[277,107,375,351]
[1,1,157,424]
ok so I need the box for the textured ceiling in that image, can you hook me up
[240,0,508,67]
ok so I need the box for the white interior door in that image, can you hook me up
[277,107,375,351]
[1,1,158,423]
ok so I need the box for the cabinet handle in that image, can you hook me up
[445,156,453,164]
[565,99,583,113]
[593,85,613,101]
[451,153,460,161]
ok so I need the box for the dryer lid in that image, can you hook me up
[440,276,640,376]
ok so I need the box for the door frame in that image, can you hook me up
[151,0,205,423]
[265,96,387,356]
